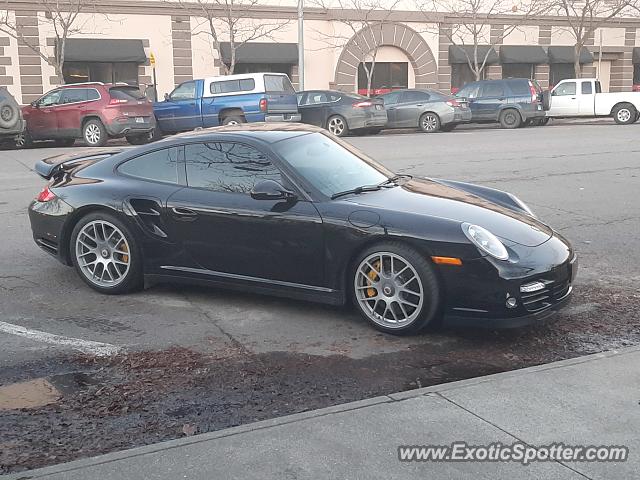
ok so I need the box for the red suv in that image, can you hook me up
[20,83,155,147]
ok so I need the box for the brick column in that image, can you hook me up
[290,65,299,90]
[15,12,43,104]
[486,24,503,79]
[537,25,551,89]
[609,28,635,92]
[0,37,12,87]
[171,16,193,86]
[438,26,452,93]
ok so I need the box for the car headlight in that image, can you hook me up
[462,223,509,260]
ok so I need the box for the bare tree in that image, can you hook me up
[0,0,97,84]
[417,0,550,81]
[176,0,290,75]
[311,0,401,96]
[551,0,640,77]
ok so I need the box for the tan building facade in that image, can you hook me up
[2,2,640,104]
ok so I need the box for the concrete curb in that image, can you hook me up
[9,345,640,479]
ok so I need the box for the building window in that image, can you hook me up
[233,63,293,77]
[549,64,576,88]
[451,63,484,93]
[357,62,408,95]
[63,62,139,85]
[502,63,535,79]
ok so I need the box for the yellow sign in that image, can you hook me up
[150,52,156,67]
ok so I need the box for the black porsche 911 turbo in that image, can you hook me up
[28,123,577,334]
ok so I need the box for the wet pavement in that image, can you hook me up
[1,123,639,473]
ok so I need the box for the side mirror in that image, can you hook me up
[250,180,296,201]
[164,92,170,101]
[30,101,38,108]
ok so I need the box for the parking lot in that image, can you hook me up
[1,122,640,473]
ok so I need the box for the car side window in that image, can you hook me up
[60,89,88,104]
[38,90,62,107]
[210,78,255,95]
[307,92,328,104]
[380,91,402,105]
[185,142,284,194]
[480,83,505,97]
[117,148,179,184]
[581,81,593,95]
[87,88,101,101]
[554,82,576,96]
[401,91,430,103]
[457,84,479,99]
[171,82,197,101]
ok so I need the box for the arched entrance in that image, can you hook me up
[333,22,437,93]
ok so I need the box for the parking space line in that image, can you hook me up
[0,321,121,356]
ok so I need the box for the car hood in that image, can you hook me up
[343,178,553,247]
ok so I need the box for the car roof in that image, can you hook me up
[167,122,325,144]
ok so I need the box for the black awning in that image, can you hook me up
[500,45,548,64]
[448,45,499,65]
[220,42,298,64]
[547,46,593,64]
[633,47,640,63]
[63,39,147,63]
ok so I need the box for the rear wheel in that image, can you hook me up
[83,119,107,147]
[221,115,246,126]
[327,115,349,137]
[499,109,522,129]
[419,112,441,133]
[352,242,441,335]
[70,212,143,294]
[612,103,636,125]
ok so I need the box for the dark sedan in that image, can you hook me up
[376,89,472,132]
[297,90,387,137]
[28,123,576,334]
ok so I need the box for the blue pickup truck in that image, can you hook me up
[153,73,301,134]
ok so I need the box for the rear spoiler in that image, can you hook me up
[34,148,123,180]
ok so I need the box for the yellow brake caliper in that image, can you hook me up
[367,260,380,298]
[119,242,129,263]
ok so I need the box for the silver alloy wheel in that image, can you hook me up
[84,123,101,145]
[617,108,631,123]
[226,119,239,125]
[14,133,25,148]
[421,114,438,131]
[354,252,424,329]
[328,116,346,136]
[75,220,131,288]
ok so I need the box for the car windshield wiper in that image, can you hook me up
[378,174,413,187]
[331,184,382,200]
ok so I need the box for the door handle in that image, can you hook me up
[570,97,576,100]
[416,104,423,107]
[171,207,198,220]
[388,107,396,110]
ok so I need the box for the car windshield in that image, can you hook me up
[273,132,391,198]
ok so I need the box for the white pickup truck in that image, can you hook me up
[546,78,640,124]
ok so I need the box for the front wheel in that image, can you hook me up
[419,112,441,133]
[612,103,636,125]
[70,212,143,294]
[327,115,349,137]
[352,242,441,335]
[15,130,33,149]
[83,119,108,147]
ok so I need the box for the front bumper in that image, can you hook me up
[265,113,302,122]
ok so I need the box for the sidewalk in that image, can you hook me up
[10,347,640,480]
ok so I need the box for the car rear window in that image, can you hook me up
[211,78,255,95]
[264,75,295,94]
[109,87,146,101]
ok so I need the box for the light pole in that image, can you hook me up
[297,0,305,90]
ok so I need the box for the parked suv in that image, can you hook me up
[20,83,155,147]
[455,78,546,128]
[0,86,25,145]
[153,73,301,135]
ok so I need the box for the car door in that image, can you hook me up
[56,88,89,138]
[548,81,579,116]
[578,81,595,115]
[475,81,506,120]
[164,81,200,132]
[395,90,431,127]
[378,91,402,127]
[297,91,328,127]
[166,141,326,287]
[24,89,62,139]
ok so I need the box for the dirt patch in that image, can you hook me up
[0,379,60,410]
[1,283,639,474]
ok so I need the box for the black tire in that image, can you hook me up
[327,115,349,137]
[440,124,457,132]
[612,103,636,125]
[14,130,33,149]
[221,115,246,126]
[70,212,143,295]
[499,109,522,129]
[150,125,163,142]
[535,117,550,126]
[351,241,441,335]
[0,100,19,129]
[125,132,153,145]
[54,138,75,147]
[82,118,108,147]
[542,90,551,111]
[419,112,441,133]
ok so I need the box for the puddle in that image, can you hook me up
[48,372,99,395]
[0,378,61,410]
